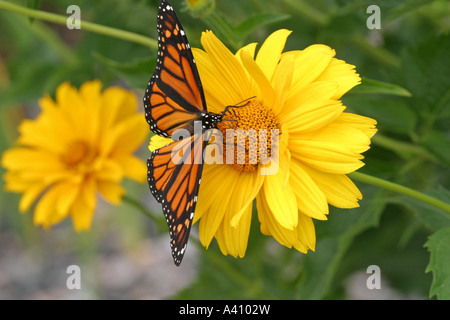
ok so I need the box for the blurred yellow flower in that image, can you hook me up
[184,0,215,18]
[1,81,148,231]
[150,29,377,258]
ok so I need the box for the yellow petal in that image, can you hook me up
[257,192,296,247]
[98,181,125,205]
[230,170,264,227]
[215,202,253,258]
[235,42,258,68]
[285,100,346,134]
[290,139,365,174]
[262,151,298,229]
[1,148,64,177]
[38,94,58,113]
[55,82,81,111]
[255,29,292,82]
[33,183,70,229]
[236,42,258,61]
[282,80,340,126]
[104,113,148,157]
[55,82,87,137]
[17,170,69,187]
[18,182,48,212]
[235,42,258,96]
[239,49,275,111]
[289,44,335,96]
[148,135,172,152]
[192,48,231,112]
[315,58,361,99]
[295,213,316,251]
[289,118,370,175]
[289,159,329,220]
[256,193,309,252]
[200,31,252,103]
[17,113,71,154]
[334,113,377,139]
[80,80,102,100]
[77,81,103,143]
[194,164,228,223]
[96,158,123,182]
[300,163,362,208]
[271,53,294,115]
[70,177,97,232]
[55,181,80,216]
[198,165,240,248]
[99,87,139,137]
[115,155,147,183]
[3,171,29,193]
[292,122,371,154]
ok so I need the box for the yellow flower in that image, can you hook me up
[184,0,215,18]
[2,81,148,231]
[149,29,377,258]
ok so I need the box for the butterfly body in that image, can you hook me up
[144,0,224,266]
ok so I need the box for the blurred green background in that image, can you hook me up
[0,0,449,299]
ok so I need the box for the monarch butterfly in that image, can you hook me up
[144,0,232,266]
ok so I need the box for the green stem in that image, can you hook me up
[0,0,157,49]
[352,36,401,68]
[282,0,329,26]
[349,172,450,213]
[204,12,241,51]
[372,134,439,163]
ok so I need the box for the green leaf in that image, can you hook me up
[26,0,41,9]
[0,11,77,107]
[294,186,388,299]
[421,131,450,166]
[385,0,437,22]
[234,12,291,38]
[425,227,450,299]
[91,52,155,89]
[350,77,412,97]
[282,0,329,26]
[390,187,450,232]
[388,187,450,244]
[203,12,241,51]
[343,95,418,134]
[392,34,450,116]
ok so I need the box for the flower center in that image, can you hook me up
[62,140,96,168]
[217,100,279,172]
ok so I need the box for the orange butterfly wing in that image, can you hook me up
[147,133,205,265]
[144,0,210,266]
[144,0,207,137]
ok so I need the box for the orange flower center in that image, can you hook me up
[62,140,96,168]
[217,100,279,172]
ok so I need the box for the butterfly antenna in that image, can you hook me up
[221,96,256,117]
[235,96,257,107]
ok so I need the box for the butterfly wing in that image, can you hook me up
[145,0,211,266]
[147,133,205,265]
[144,0,207,137]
